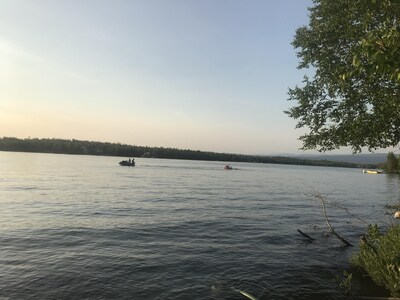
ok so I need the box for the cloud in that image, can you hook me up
[0,37,44,62]
[0,37,91,82]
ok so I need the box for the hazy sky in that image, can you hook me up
[1,0,318,155]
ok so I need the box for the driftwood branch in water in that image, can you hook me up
[307,191,353,247]
[330,201,370,227]
[297,229,315,242]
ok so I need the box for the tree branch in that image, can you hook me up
[307,190,353,247]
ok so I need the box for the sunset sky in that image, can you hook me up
[0,0,327,155]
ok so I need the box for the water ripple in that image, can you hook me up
[0,153,396,299]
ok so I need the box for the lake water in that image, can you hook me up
[1,152,399,299]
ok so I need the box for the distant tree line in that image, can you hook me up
[383,152,400,174]
[0,137,372,168]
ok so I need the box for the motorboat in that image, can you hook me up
[362,169,382,174]
[119,159,135,167]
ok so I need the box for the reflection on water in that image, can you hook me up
[0,152,399,299]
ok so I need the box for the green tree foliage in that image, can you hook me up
[385,151,398,173]
[398,155,400,170]
[351,225,400,297]
[350,1,400,82]
[286,0,400,152]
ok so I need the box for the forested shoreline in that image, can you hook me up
[0,137,373,168]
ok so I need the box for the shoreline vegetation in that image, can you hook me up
[286,0,400,296]
[0,137,375,169]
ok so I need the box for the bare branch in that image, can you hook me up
[306,190,353,247]
[330,201,370,227]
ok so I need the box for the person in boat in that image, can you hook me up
[128,158,131,163]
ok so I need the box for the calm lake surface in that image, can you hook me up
[1,152,399,299]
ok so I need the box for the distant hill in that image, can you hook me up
[291,153,387,165]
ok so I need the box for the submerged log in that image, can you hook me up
[297,229,315,242]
